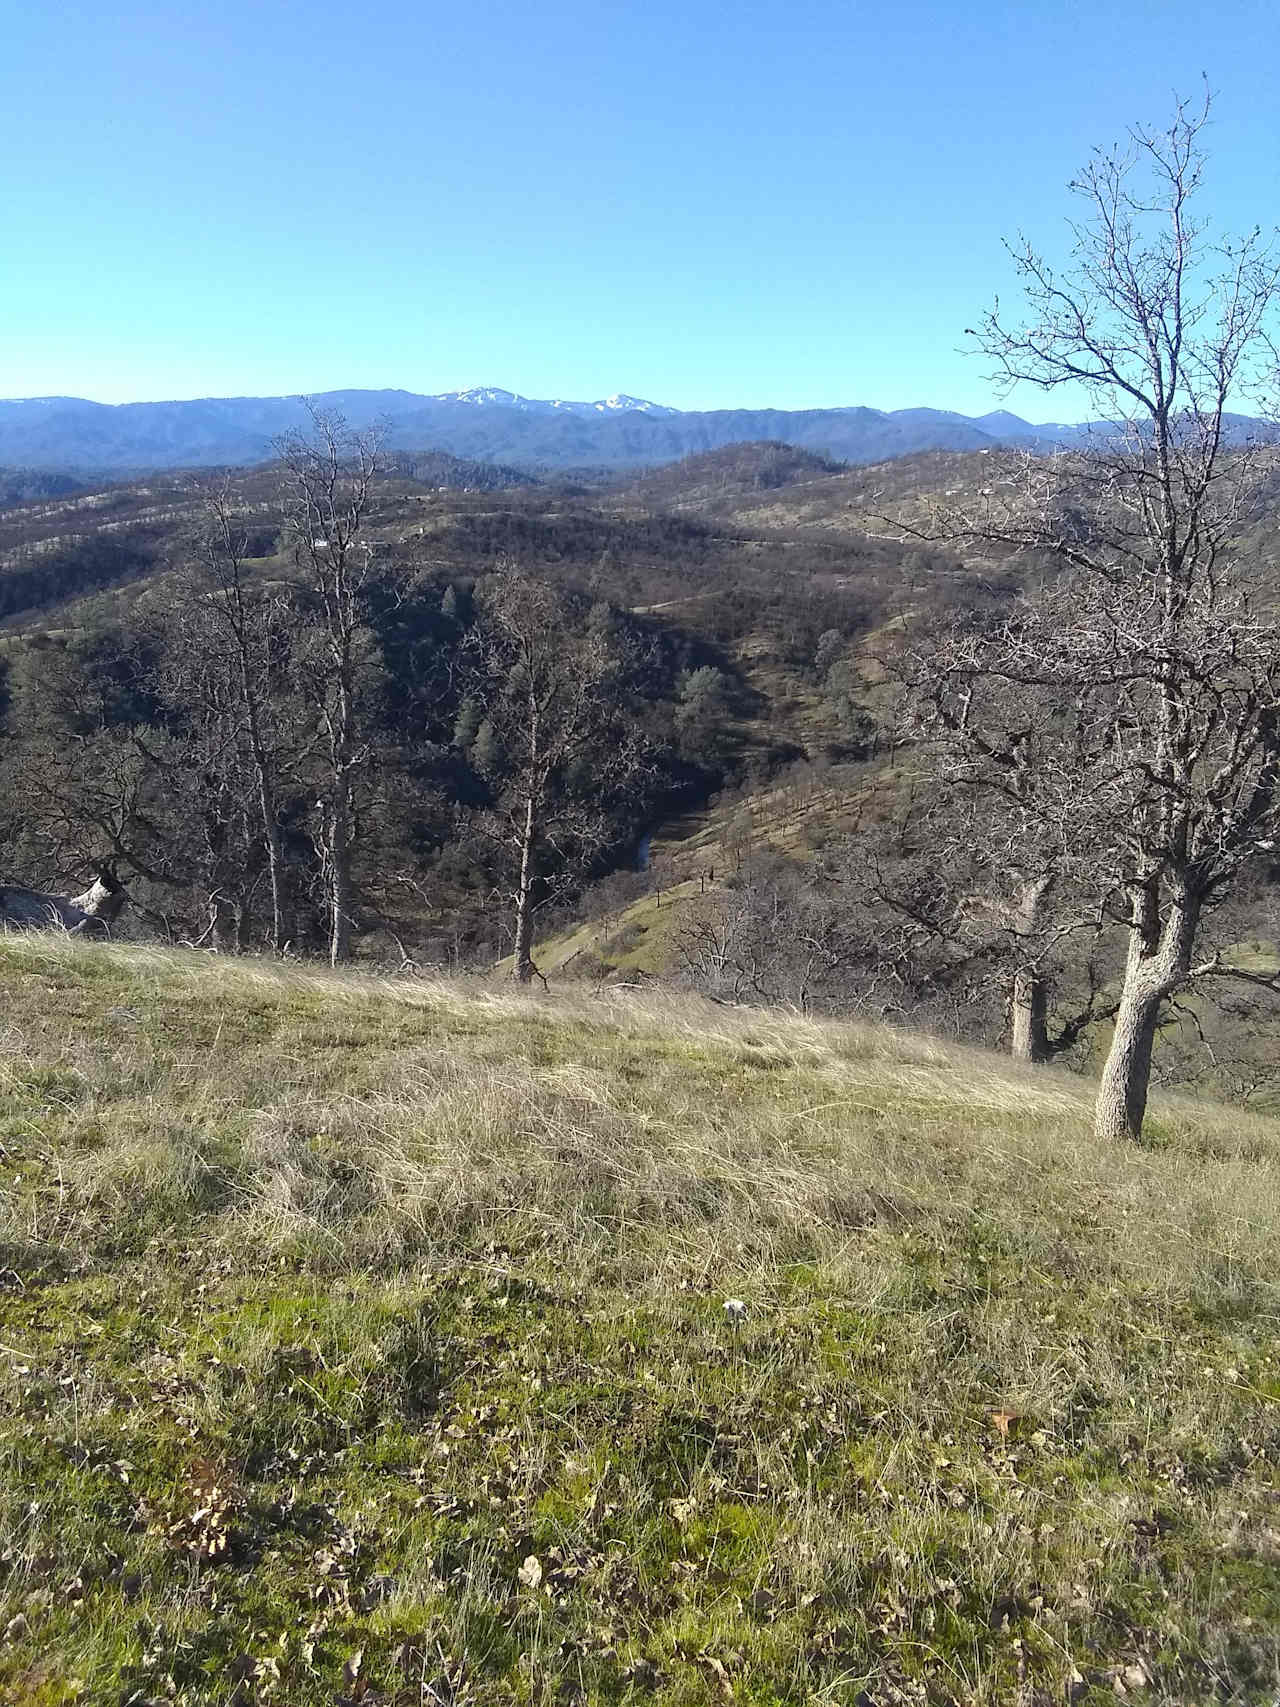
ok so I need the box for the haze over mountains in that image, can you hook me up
[0,386,1271,475]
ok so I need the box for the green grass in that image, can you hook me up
[524,764,893,981]
[2,937,1279,1704]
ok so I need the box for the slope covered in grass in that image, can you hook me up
[2,940,1279,1705]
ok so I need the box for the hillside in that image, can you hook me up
[0,443,987,658]
[4,440,1280,1108]
[2,938,1279,1705]
[612,443,849,515]
[0,471,84,512]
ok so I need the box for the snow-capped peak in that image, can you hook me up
[430,387,678,418]
[432,386,527,409]
[595,393,679,416]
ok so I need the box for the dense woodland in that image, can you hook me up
[0,427,914,968]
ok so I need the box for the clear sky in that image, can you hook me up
[3,0,1278,418]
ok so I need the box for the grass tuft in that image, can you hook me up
[2,938,1279,1704]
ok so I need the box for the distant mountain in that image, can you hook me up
[429,387,681,418]
[0,387,1272,475]
[0,391,424,474]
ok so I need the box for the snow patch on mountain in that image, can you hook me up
[430,387,678,418]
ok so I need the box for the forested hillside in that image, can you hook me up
[0,432,932,964]
[4,402,1280,1126]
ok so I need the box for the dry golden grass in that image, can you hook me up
[2,937,1279,1705]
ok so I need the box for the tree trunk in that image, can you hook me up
[1009,872,1054,1063]
[239,656,287,953]
[328,788,354,967]
[325,645,357,967]
[1094,885,1200,1141]
[263,816,287,954]
[1095,979,1163,1140]
[1010,967,1049,1063]
[512,793,538,984]
[211,893,238,954]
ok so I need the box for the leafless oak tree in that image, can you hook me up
[188,485,292,951]
[277,406,384,966]
[899,93,1280,1139]
[466,567,652,984]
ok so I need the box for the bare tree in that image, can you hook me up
[466,567,652,984]
[276,405,384,965]
[0,633,196,919]
[144,602,282,950]
[898,93,1280,1138]
[188,485,292,951]
[892,668,1110,1064]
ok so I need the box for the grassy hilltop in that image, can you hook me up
[2,940,1279,1705]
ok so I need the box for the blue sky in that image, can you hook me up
[4,0,1278,417]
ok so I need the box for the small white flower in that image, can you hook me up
[723,1298,747,1324]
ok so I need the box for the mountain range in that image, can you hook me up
[0,386,1270,475]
